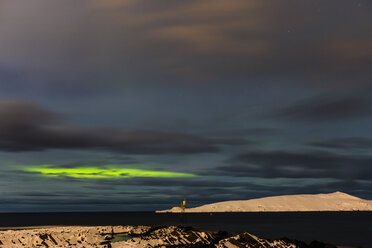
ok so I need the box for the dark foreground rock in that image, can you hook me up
[112,226,341,248]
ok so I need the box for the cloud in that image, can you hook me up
[0,100,246,154]
[271,94,372,121]
[0,100,59,127]
[202,127,279,138]
[91,177,263,188]
[309,137,372,150]
[216,150,372,180]
[0,0,370,85]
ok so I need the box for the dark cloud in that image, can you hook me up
[216,150,372,180]
[202,128,279,138]
[0,0,370,85]
[271,95,372,121]
[90,177,263,189]
[0,100,59,127]
[0,100,246,154]
[309,137,372,150]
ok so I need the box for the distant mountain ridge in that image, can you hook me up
[157,191,372,213]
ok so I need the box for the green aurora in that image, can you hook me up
[23,165,196,179]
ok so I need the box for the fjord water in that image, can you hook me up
[0,212,370,247]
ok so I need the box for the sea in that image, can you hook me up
[0,211,370,247]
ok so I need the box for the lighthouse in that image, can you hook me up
[181,199,186,211]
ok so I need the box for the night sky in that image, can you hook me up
[0,0,372,212]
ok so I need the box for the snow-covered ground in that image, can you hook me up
[157,192,372,213]
[0,225,149,247]
[0,225,339,248]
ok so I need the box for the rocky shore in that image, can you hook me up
[0,225,344,248]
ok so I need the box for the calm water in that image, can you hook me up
[0,211,371,247]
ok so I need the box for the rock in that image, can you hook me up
[0,225,346,248]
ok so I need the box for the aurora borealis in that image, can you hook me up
[24,166,196,179]
[0,0,371,212]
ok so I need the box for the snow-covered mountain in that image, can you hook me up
[157,192,372,213]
